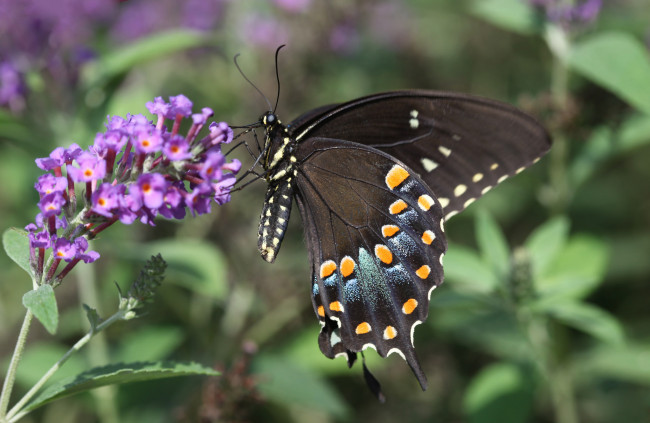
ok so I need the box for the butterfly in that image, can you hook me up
[245,89,551,392]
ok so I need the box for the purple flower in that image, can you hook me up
[185,184,212,216]
[131,173,167,210]
[53,238,77,262]
[192,107,214,125]
[200,150,225,181]
[36,144,81,170]
[91,183,124,217]
[134,128,164,154]
[35,174,67,196]
[167,94,193,119]
[222,158,242,174]
[530,0,602,26]
[94,131,127,154]
[73,237,100,263]
[213,173,236,205]
[164,135,193,161]
[29,231,52,249]
[159,183,187,219]
[146,96,171,116]
[68,152,106,182]
[38,192,66,217]
[208,121,234,145]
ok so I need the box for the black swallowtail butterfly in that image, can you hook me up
[248,89,550,391]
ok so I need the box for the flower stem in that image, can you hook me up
[5,311,126,422]
[0,311,34,420]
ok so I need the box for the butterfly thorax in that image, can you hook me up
[257,112,298,263]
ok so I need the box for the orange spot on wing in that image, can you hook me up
[383,326,397,340]
[381,225,400,237]
[389,199,408,215]
[402,298,418,314]
[416,265,430,279]
[317,305,325,317]
[418,194,434,211]
[329,301,343,312]
[375,245,393,264]
[385,165,409,189]
[356,322,372,334]
[422,230,435,245]
[320,260,336,279]
[340,256,355,277]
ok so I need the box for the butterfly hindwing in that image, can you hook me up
[289,91,551,219]
[293,137,447,389]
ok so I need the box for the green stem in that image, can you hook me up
[0,311,34,420]
[6,311,125,422]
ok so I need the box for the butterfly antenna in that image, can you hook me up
[234,53,273,112]
[272,44,286,113]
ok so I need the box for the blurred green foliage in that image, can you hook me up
[1,0,650,422]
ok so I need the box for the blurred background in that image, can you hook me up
[1,0,650,422]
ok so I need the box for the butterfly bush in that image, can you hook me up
[26,95,240,285]
[529,0,602,26]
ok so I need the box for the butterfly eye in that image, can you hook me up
[264,113,277,126]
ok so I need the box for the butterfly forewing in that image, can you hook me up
[293,138,447,389]
[290,91,551,219]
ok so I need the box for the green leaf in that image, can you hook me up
[524,216,570,278]
[82,29,212,88]
[463,362,536,423]
[569,32,650,115]
[445,244,499,293]
[469,0,540,34]
[569,127,614,188]
[475,210,511,280]
[252,355,349,419]
[24,361,218,412]
[120,239,227,300]
[23,285,58,335]
[113,326,185,363]
[618,114,650,152]
[576,342,650,385]
[83,304,102,331]
[535,235,609,300]
[542,301,625,346]
[3,227,32,277]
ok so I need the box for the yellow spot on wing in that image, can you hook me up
[320,260,336,279]
[454,184,467,197]
[439,197,450,208]
[418,194,434,211]
[340,256,355,277]
[490,163,499,170]
[329,301,343,312]
[403,298,418,314]
[385,165,409,190]
[383,326,397,340]
[356,322,372,334]
[422,230,435,245]
[317,305,325,317]
[382,225,400,237]
[375,245,393,264]
[389,199,408,214]
[416,265,431,279]
[473,173,484,182]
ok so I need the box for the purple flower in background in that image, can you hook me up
[329,23,360,54]
[240,14,290,50]
[167,94,193,119]
[200,150,225,181]
[530,0,602,26]
[273,0,312,13]
[73,237,100,263]
[134,128,164,154]
[186,184,213,216]
[29,231,52,249]
[208,121,234,145]
[146,96,172,116]
[213,174,236,205]
[91,183,124,217]
[0,61,26,111]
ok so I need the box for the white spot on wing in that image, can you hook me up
[427,284,438,301]
[438,146,452,157]
[454,184,467,197]
[410,320,422,347]
[421,157,438,172]
[362,343,378,352]
[387,348,406,360]
[409,118,419,128]
[439,197,450,208]
[498,175,508,183]
[472,173,484,182]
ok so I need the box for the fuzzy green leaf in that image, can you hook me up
[3,228,32,278]
[475,210,511,280]
[23,285,58,335]
[524,216,570,278]
[542,301,625,346]
[469,0,540,34]
[445,244,499,293]
[24,361,218,412]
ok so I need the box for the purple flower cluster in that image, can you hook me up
[0,61,26,112]
[530,0,602,26]
[28,94,239,285]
